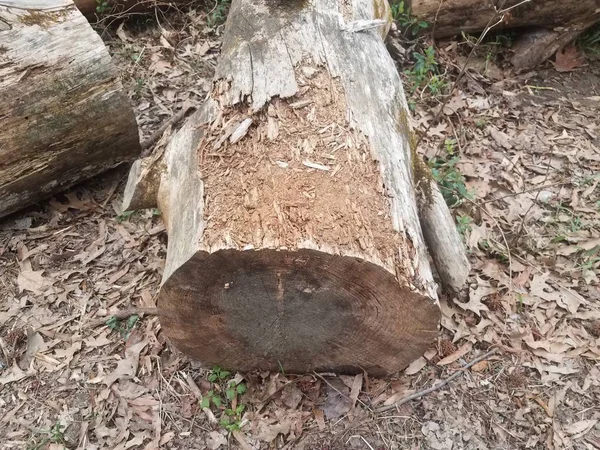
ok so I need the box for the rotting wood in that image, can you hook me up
[0,0,140,218]
[411,0,600,69]
[124,0,470,376]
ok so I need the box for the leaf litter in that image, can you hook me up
[0,5,599,450]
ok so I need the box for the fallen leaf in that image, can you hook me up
[20,328,45,369]
[206,431,227,450]
[0,363,34,385]
[313,408,326,431]
[255,417,293,442]
[322,378,351,420]
[437,342,473,366]
[103,340,148,387]
[554,45,585,72]
[563,419,597,437]
[471,360,488,372]
[349,373,362,409]
[404,357,427,375]
[17,269,51,295]
[280,383,303,410]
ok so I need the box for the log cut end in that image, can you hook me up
[160,248,440,377]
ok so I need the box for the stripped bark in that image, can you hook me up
[125,0,469,375]
[0,0,140,218]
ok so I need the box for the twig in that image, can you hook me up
[86,307,158,328]
[141,106,196,156]
[514,144,556,246]
[479,181,569,205]
[430,0,446,39]
[375,349,497,413]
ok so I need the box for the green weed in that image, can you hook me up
[429,138,472,208]
[578,23,600,55]
[207,0,231,28]
[116,210,135,222]
[27,423,65,450]
[405,46,449,96]
[456,214,473,237]
[95,0,110,14]
[202,366,248,433]
[106,314,139,339]
[391,1,428,36]
[460,32,514,64]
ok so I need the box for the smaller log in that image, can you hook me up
[0,0,140,218]
[511,20,599,70]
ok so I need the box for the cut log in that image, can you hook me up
[125,0,469,376]
[0,0,140,218]
[411,0,600,69]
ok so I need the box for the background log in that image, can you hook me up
[411,0,600,38]
[411,0,600,69]
[72,0,192,18]
[0,0,140,219]
[126,0,470,376]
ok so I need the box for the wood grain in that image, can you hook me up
[0,0,140,218]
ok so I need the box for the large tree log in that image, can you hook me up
[125,0,469,376]
[411,0,600,69]
[0,0,140,218]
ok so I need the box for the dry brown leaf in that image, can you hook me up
[349,373,362,409]
[437,342,473,366]
[280,383,303,410]
[206,431,227,450]
[322,378,351,420]
[0,363,35,385]
[17,268,51,295]
[563,419,597,437]
[471,360,488,372]
[103,340,148,387]
[554,45,585,72]
[313,408,326,431]
[405,356,427,375]
[255,417,293,442]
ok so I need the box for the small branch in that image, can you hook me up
[375,349,497,413]
[86,307,158,328]
[479,181,569,205]
[141,106,196,156]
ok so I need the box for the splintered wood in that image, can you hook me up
[201,70,414,286]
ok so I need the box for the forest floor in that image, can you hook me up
[1,2,600,450]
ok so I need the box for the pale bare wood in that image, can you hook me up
[0,0,140,218]
[125,0,470,376]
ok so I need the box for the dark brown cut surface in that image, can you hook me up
[159,248,439,377]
